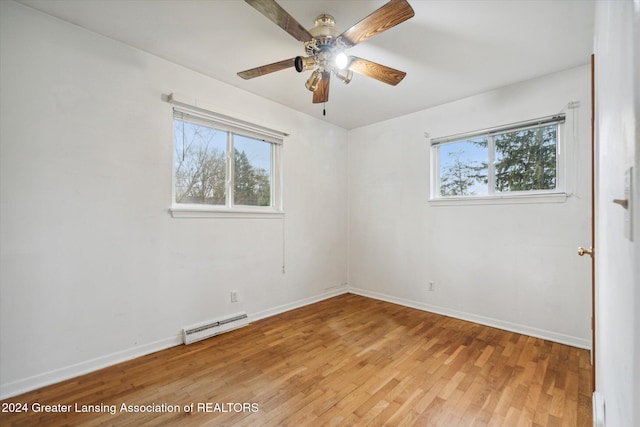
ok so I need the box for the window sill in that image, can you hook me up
[428,192,568,206]
[169,205,284,219]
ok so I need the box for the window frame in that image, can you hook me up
[429,114,567,205]
[169,105,285,219]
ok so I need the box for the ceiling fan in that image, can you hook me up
[237,0,415,105]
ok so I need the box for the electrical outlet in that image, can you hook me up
[230,291,238,303]
[429,281,435,292]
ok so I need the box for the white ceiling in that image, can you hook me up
[18,0,595,129]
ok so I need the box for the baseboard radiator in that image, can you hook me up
[183,313,249,345]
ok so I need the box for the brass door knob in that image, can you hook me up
[578,246,594,257]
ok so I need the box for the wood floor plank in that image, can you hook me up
[0,294,592,426]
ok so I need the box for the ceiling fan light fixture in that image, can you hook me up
[334,52,348,69]
[305,70,322,92]
[335,68,353,84]
[295,56,315,73]
[239,0,415,105]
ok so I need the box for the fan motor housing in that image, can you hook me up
[309,14,340,39]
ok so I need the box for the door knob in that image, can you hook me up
[578,246,594,257]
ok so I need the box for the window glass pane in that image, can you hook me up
[439,138,489,196]
[174,119,227,205]
[493,124,557,192]
[233,134,272,206]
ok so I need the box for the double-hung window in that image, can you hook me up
[171,107,284,217]
[430,114,565,200]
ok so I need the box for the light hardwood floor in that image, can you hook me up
[1,294,592,426]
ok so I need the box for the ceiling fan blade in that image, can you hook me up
[237,58,296,80]
[337,0,414,48]
[245,0,313,42]
[348,57,407,86]
[312,72,330,104]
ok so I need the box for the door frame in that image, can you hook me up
[590,53,596,391]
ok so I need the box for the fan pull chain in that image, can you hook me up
[323,103,326,116]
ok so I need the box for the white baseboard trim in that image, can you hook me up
[0,336,182,401]
[250,285,349,323]
[0,285,350,400]
[2,284,585,400]
[348,287,591,350]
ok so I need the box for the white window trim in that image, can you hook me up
[167,93,286,218]
[428,114,567,204]
[428,192,568,206]
[169,205,285,219]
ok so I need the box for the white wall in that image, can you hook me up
[348,65,593,348]
[593,1,640,426]
[0,1,348,398]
